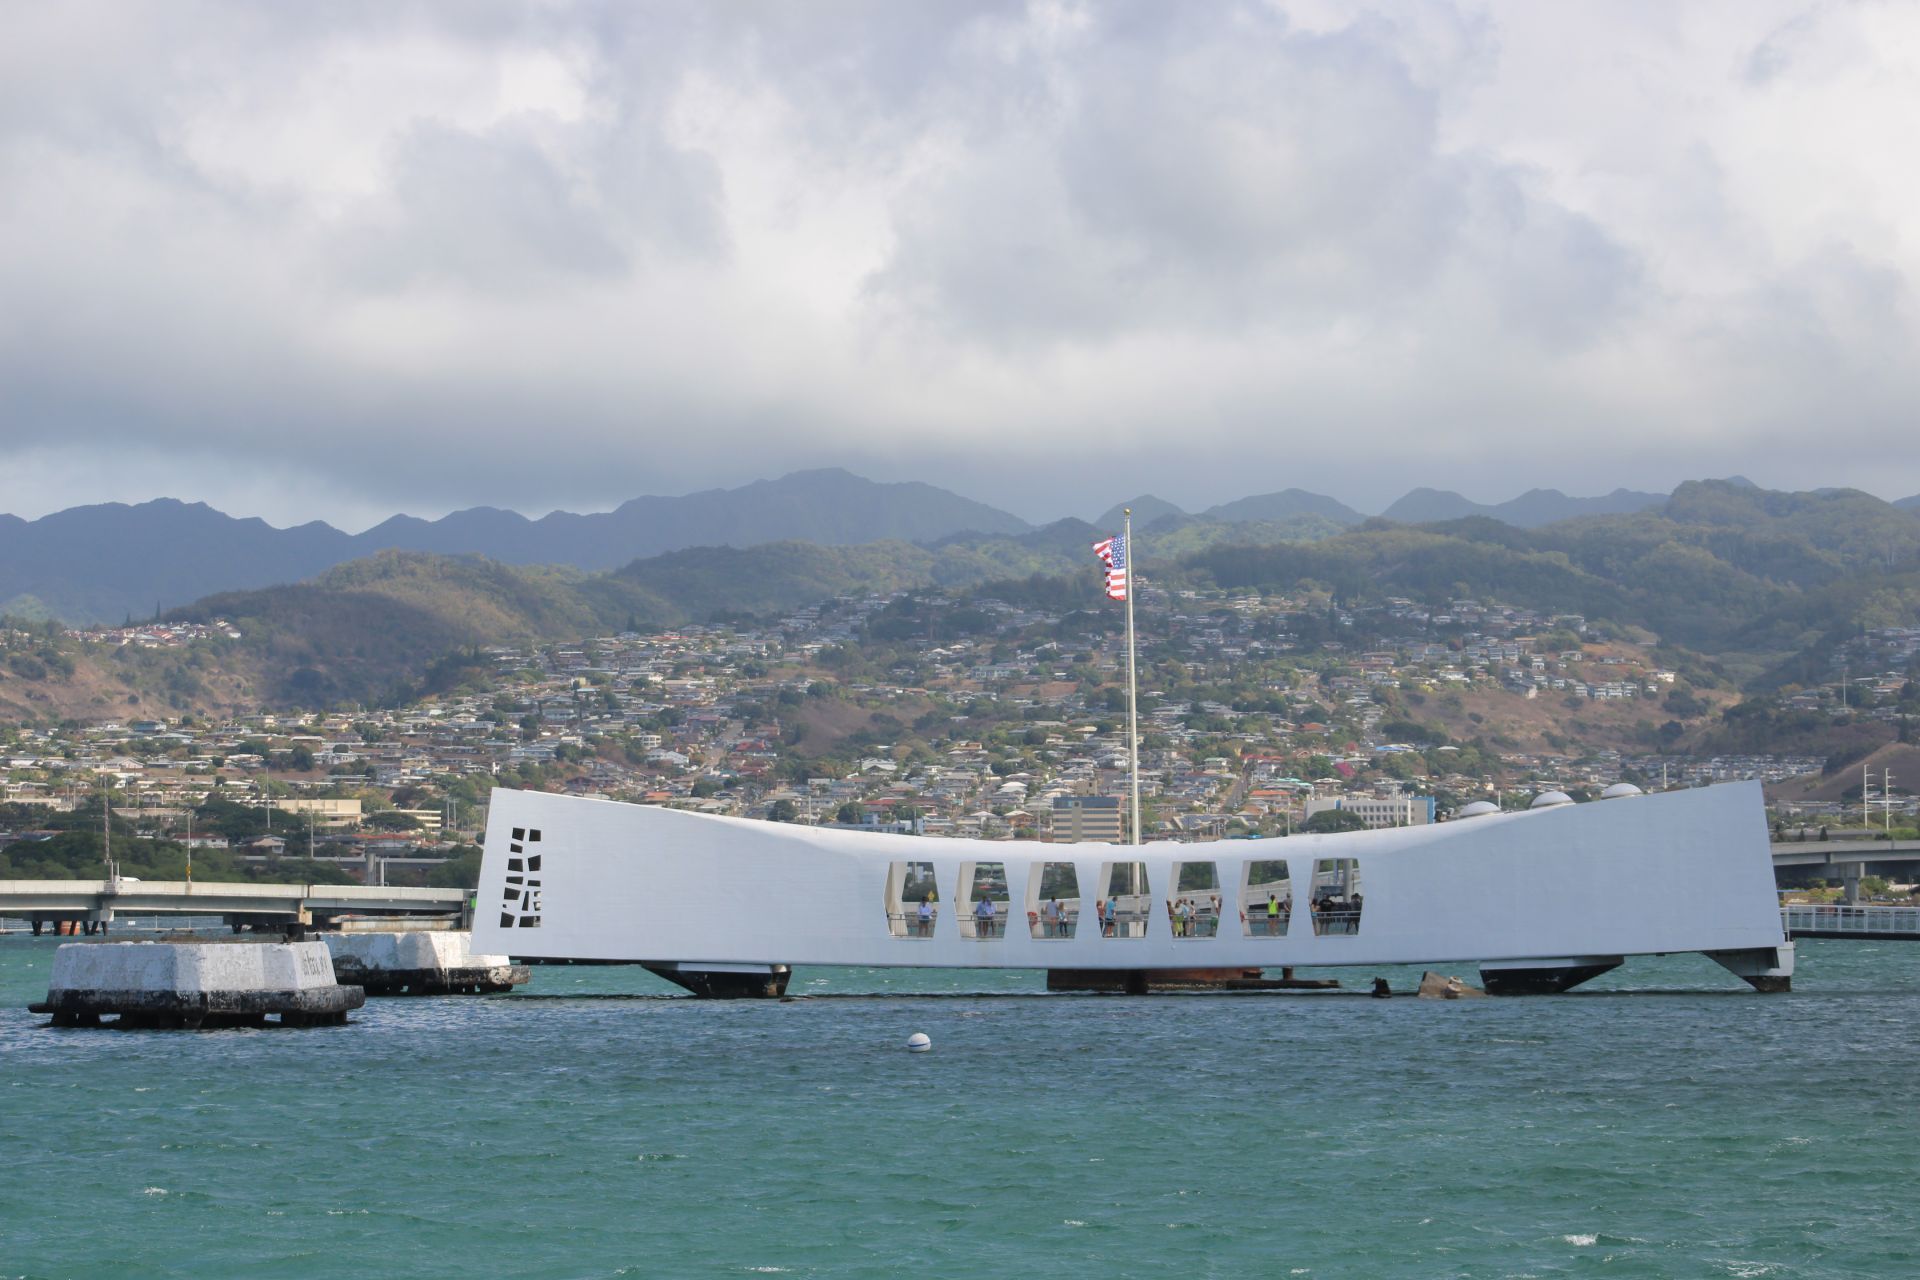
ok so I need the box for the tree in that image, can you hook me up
[1302,808,1369,834]
[426,847,483,890]
[1662,687,1707,718]
[769,799,799,823]
[193,795,269,842]
[366,811,422,832]
[835,801,863,824]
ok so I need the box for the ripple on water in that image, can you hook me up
[3,940,1920,1277]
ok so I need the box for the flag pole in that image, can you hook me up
[1125,508,1140,846]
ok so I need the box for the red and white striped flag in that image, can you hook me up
[1091,534,1129,601]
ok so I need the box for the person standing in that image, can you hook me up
[916,895,934,937]
[975,894,997,938]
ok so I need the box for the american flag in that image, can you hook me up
[1091,534,1129,601]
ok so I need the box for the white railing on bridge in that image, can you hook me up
[1782,904,1920,936]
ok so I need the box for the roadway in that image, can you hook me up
[0,879,470,933]
[1770,839,1920,868]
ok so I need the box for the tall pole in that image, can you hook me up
[1125,508,1140,847]
[1887,771,1895,834]
[1865,764,1871,829]
[185,806,192,887]
[101,773,112,881]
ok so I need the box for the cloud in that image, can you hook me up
[1,0,1918,527]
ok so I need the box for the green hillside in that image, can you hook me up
[169,552,670,705]
[132,481,1920,714]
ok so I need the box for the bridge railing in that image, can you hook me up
[1782,904,1920,935]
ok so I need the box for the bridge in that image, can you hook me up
[1771,839,1920,902]
[0,879,471,935]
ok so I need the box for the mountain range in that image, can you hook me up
[0,470,1024,624]
[3,467,1919,625]
[124,478,1918,710]
[1378,486,1670,526]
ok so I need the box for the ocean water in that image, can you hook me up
[3,937,1919,1279]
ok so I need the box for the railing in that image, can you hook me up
[1311,909,1363,937]
[1242,913,1291,938]
[1168,911,1220,939]
[0,880,467,915]
[880,903,1374,940]
[958,904,1009,939]
[1027,909,1080,940]
[886,909,938,939]
[1090,909,1151,939]
[1782,905,1920,936]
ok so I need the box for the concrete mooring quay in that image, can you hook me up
[324,931,527,995]
[29,940,365,1029]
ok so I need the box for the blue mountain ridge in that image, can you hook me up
[6,470,1917,625]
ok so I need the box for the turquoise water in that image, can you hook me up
[4,938,1920,1278]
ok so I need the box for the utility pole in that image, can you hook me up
[101,773,113,881]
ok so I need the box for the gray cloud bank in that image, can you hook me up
[2,1,1917,529]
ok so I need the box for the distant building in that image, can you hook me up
[393,808,445,833]
[273,798,363,828]
[1052,794,1124,843]
[1304,795,1435,829]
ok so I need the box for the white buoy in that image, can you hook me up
[906,1032,931,1053]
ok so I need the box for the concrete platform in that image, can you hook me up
[29,940,365,1028]
[324,931,528,995]
[1045,968,1341,993]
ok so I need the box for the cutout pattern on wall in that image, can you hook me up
[500,827,543,928]
[1310,858,1362,936]
[1240,859,1292,938]
[884,860,940,938]
[1169,860,1222,938]
[1027,861,1080,939]
[959,861,1011,939]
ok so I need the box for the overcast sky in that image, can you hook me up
[3,1,1918,530]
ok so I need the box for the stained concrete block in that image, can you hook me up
[1417,970,1487,999]
[323,930,527,995]
[47,939,339,993]
[31,941,363,1028]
